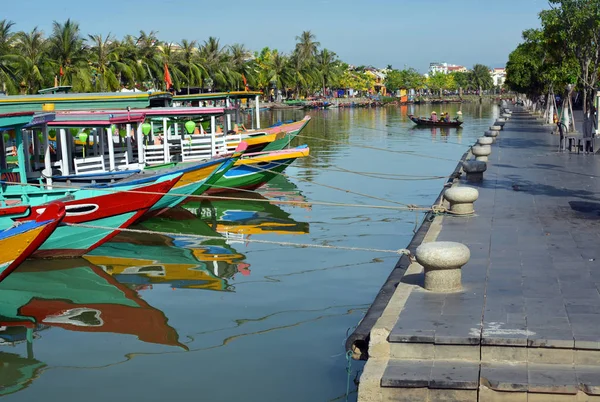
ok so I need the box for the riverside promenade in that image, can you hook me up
[354,108,600,401]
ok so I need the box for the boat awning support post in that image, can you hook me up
[22,129,32,174]
[59,128,70,175]
[92,129,99,156]
[0,129,6,171]
[14,125,28,185]
[255,95,261,129]
[210,115,216,155]
[106,126,116,171]
[126,123,133,165]
[42,125,52,188]
[136,123,144,164]
[32,129,41,171]
[226,98,232,130]
[162,118,169,164]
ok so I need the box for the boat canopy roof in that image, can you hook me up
[0,111,55,130]
[46,107,229,127]
[0,91,172,113]
[174,91,262,102]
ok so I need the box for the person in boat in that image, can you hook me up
[455,111,463,123]
[445,112,451,122]
[430,111,438,122]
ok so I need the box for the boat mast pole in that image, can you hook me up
[15,125,28,185]
[255,95,261,129]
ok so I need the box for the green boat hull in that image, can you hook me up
[34,212,137,258]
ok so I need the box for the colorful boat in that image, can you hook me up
[204,145,309,194]
[408,114,463,127]
[0,202,65,282]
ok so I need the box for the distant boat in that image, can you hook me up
[408,115,463,127]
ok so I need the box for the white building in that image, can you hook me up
[490,68,506,87]
[429,62,467,75]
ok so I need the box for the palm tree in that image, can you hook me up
[135,30,163,89]
[295,31,320,65]
[0,19,18,93]
[176,39,205,94]
[229,43,252,90]
[14,27,48,93]
[88,33,135,91]
[266,50,290,94]
[316,48,339,96]
[48,19,91,91]
[470,64,493,99]
[199,37,231,90]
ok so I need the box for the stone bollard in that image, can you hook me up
[490,125,502,131]
[444,186,479,215]
[472,144,491,161]
[416,241,470,292]
[484,130,499,143]
[501,113,511,119]
[477,136,493,146]
[462,160,487,182]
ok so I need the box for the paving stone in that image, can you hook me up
[528,364,578,394]
[480,362,528,392]
[575,366,600,395]
[381,360,432,388]
[429,361,479,390]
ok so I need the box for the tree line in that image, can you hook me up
[0,18,496,98]
[505,0,600,114]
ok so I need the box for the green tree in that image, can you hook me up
[0,20,18,93]
[469,64,493,97]
[315,48,340,96]
[88,33,135,92]
[176,39,205,94]
[542,0,600,113]
[14,27,48,94]
[427,72,447,95]
[48,19,91,91]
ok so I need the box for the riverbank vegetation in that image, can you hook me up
[0,18,495,99]
[505,0,599,113]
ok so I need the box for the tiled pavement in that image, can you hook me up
[382,109,600,399]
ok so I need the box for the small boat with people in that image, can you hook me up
[408,111,464,127]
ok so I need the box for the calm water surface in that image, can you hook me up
[0,103,497,401]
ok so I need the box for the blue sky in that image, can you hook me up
[7,0,545,72]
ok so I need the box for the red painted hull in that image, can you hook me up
[18,177,180,259]
[23,177,180,225]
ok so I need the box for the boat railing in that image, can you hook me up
[144,144,170,165]
[180,133,228,162]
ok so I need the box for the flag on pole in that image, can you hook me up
[59,66,64,77]
[242,74,248,91]
[164,63,173,90]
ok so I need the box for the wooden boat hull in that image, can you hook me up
[203,146,309,194]
[408,115,463,127]
[0,203,65,281]
[12,174,181,258]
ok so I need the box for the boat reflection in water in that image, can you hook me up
[85,226,245,291]
[0,259,184,396]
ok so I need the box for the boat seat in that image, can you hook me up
[74,155,106,175]
[103,151,129,171]
[180,134,227,162]
[144,144,169,165]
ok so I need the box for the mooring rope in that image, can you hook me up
[63,222,413,256]
[0,180,434,212]
[294,133,457,161]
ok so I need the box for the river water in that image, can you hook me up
[0,103,496,402]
